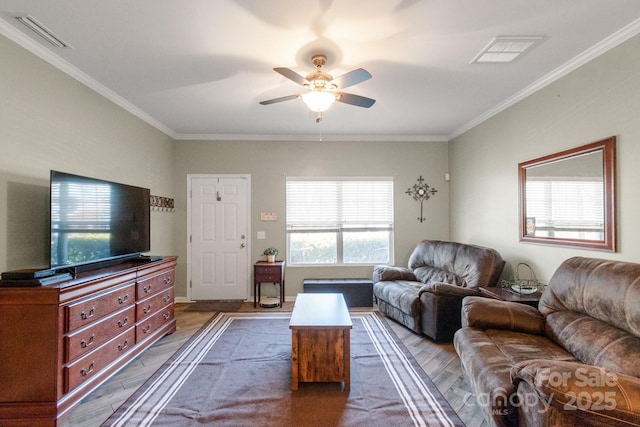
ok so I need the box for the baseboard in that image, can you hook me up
[175,295,297,304]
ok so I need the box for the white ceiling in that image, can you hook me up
[2,1,640,142]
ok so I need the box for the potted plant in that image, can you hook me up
[262,247,278,263]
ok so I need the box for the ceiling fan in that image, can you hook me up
[259,54,375,123]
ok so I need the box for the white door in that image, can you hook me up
[189,175,249,300]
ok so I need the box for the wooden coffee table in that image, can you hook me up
[289,293,352,392]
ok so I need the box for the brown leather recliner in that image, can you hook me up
[372,240,505,341]
[454,257,640,427]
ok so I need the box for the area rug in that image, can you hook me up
[183,300,243,312]
[103,312,464,427]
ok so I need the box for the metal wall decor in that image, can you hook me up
[406,176,437,223]
[150,195,175,213]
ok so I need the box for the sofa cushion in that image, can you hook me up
[373,280,424,333]
[461,296,546,335]
[454,327,576,427]
[539,257,640,378]
[372,280,422,315]
[413,266,465,287]
[372,265,417,282]
[545,310,640,378]
[540,257,640,338]
[408,240,504,289]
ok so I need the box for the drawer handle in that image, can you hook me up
[164,277,172,285]
[118,294,129,304]
[118,339,129,351]
[118,316,129,328]
[80,307,96,320]
[163,294,171,303]
[142,324,151,334]
[163,311,171,320]
[80,362,95,377]
[144,284,152,293]
[80,334,95,348]
[143,304,152,314]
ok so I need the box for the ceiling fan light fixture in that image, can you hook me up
[260,54,375,120]
[302,91,335,112]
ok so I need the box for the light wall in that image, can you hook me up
[449,33,640,283]
[4,27,638,296]
[174,140,449,299]
[0,35,176,272]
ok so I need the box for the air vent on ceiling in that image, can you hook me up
[471,36,542,64]
[15,15,71,48]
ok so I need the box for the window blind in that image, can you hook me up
[52,181,112,230]
[526,178,603,228]
[286,177,393,230]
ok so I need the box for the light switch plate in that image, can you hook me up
[257,231,266,239]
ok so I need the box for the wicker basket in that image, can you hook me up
[502,263,544,295]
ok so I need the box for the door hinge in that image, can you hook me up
[190,235,192,243]
[189,280,192,288]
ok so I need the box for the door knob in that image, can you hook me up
[240,243,246,248]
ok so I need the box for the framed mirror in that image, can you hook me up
[518,136,617,251]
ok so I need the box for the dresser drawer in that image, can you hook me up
[255,266,281,275]
[65,284,136,332]
[136,269,174,299]
[65,306,135,362]
[64,327,135,393]
[136,287,174,322]
[255,274,281,282]
[136,305,174,342]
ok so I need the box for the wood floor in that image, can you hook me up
[61,302,486,427]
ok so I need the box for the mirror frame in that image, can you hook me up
[518,136,617,251]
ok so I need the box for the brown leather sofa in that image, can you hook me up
[454,257,640,427]
[372,240,505,341]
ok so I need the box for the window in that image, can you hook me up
[286,177,394,265]
[51,180,112,265]
[526,178,604,240]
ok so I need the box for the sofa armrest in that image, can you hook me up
[373,265,417,283]
[419,282,480,298]
[461,296,546,335]
[512,360,640,425]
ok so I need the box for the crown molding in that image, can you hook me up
[449,17,640,141]
[173,133,449,142]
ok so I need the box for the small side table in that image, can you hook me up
[479,286,541,308]
[254,261,285,308]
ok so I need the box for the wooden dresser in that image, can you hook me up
[0,256,177,426]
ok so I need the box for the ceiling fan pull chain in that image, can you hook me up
[316,112,323,123]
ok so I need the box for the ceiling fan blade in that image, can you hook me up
[335,92,376,108]
[330,68,372,89]
[259,94,300,105]
[273,67,309,86]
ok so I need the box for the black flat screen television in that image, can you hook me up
[50,170,151,271]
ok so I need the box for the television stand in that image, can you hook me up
[0,256,177,426]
